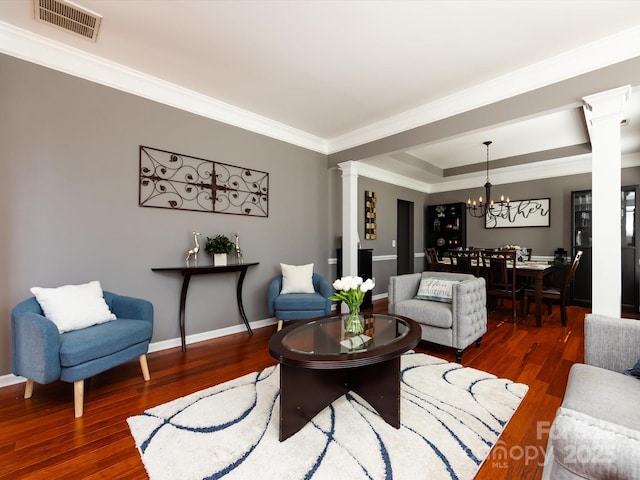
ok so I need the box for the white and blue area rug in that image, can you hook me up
[127,353,528,480]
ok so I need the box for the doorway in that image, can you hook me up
[397,199,414,275]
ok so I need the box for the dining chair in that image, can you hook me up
[516,248,534,289]
[481,249,522,322]
[424,247,445,271]
[523,250,583,327]
[449,249,480,276]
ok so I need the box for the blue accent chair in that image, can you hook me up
[267,273,333,330]
[11,291,153,417]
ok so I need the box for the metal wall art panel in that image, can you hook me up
[364,190,377,239]
[485,198,550,228]
[139,146,269,217]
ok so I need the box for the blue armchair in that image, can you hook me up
[11,291,153,417]
[268,273,333,330]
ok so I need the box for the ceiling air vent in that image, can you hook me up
[33,0,102,42]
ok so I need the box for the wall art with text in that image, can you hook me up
[485,198,550,228]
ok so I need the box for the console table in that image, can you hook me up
[152,263,259,352]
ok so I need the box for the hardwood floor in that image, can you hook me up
[0,300,594,479]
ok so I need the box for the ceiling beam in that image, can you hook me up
[328,56,640,166]
[444,143,592,176]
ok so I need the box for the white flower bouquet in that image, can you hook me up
[330,276,375,334]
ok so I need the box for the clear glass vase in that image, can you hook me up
[344,303,364,335]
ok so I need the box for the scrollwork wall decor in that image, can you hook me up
[139,146,269,217]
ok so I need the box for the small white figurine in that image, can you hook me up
[186,231,201,267]
[234,232,244,264]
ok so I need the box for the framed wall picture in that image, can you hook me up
[364,191,377,239]
[485,198,550,228]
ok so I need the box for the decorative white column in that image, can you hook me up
[583,85,631,317]
[338,161,359,299]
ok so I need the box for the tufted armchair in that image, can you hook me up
[267,273,333,331]
[388,271,487,363]
[11,291,153,417]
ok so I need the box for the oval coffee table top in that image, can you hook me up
[268,313,421,369]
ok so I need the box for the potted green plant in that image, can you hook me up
[205,234,234,266]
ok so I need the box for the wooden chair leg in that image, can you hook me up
[455,349,463,364]
[24,379,34,399]
[277,320,283,331]
[74,380,84,418]
[139,354,151,381]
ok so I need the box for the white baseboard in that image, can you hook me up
[0,297,396,390]
[0,317,279,389]
[147,318,278,353]
[0,373,25,388]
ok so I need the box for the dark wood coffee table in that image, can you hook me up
[268,313,421,441]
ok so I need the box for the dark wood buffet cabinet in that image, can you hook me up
[425,202,467,259]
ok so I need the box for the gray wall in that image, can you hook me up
[0,54,329,376]
[427,169,640,255]
[3,51,638,380]
[328,170,428,297]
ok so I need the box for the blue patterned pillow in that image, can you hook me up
[415,278,460,303]
[624,358,640,378]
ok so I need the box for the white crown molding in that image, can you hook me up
[2,21,640,159]
[0,22,329,154]
[355,162,431,193]
[357,151,640,195]
[428,152,640,194]
[328,26,640,154]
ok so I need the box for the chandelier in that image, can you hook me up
[467,141,510,219]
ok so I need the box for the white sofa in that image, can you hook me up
[388,271,486,363]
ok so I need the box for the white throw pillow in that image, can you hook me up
[280,263,315,294]
[415,277,460,303]
[30,281,117,333]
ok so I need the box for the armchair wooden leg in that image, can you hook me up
[139,354,151,381]
[74,380,84,418]
[277,320,283,331]
[24,379,34,399]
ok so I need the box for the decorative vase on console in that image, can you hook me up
[329,276,375,335]
[213,253,227,266]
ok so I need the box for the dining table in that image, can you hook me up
[437,257,553,327]
[513,261,553,327]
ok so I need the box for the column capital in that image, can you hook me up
[583,85,631,120]
[338,160,360,176]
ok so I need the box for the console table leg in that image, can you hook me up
[179,273,192,352]
[236,268,253,336]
